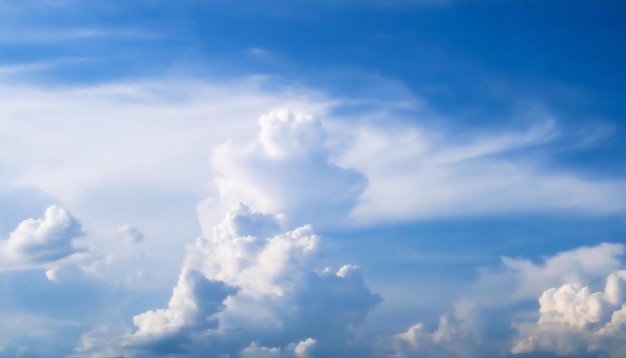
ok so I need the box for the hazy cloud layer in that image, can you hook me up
[205,109,367,229]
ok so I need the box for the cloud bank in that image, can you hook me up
[77,203,381,357]
[74,110,382,357]
[387,242,626,358]
[1,74,624,357]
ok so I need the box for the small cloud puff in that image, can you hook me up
[117,224,145,243]
[0,205,84,270]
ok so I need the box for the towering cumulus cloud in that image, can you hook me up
[76,111,381,357]
[205,109,367,229]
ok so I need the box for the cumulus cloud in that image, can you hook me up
[475,243,626,305]
[240,338,316,358]
[0,205,85,270]
[117,224,145,243]
[130,269,237,354]
[78,203,381,357]
[388,243,626,358]
[204,109,367,229]
[71,106,625,358]
[511,271,626,357]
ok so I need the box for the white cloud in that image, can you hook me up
[241,342,282,358]
[512,271,626,357]
[1,76,623,236]
[2,70,625,358]
[189,204,319,298]
[293,338,317,357]
[0,205,85,270]
[131,269,237,342]
[0,78,332,208]
[204,109,367,229]
[391,315,482,358]
[77,203,381,357]
[332,116,626,224]
[0,77,335,298]
[475,243,625,305]
[388,243,626,358]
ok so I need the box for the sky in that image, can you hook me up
[0,1,625,357]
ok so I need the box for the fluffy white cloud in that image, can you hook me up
[512,271,626,357]
[2,70,622,357]
[0,205,85,270]
[130,269,237,349]
[204,109,367,229]
[77,203,381,357]
[189,204,319,298]
[388,243,626,358]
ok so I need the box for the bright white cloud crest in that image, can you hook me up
[207,109,367,229]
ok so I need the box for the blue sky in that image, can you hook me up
[1,1,625,357]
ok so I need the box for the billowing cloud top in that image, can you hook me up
[207,109,367,229]
[76,203,381,357]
